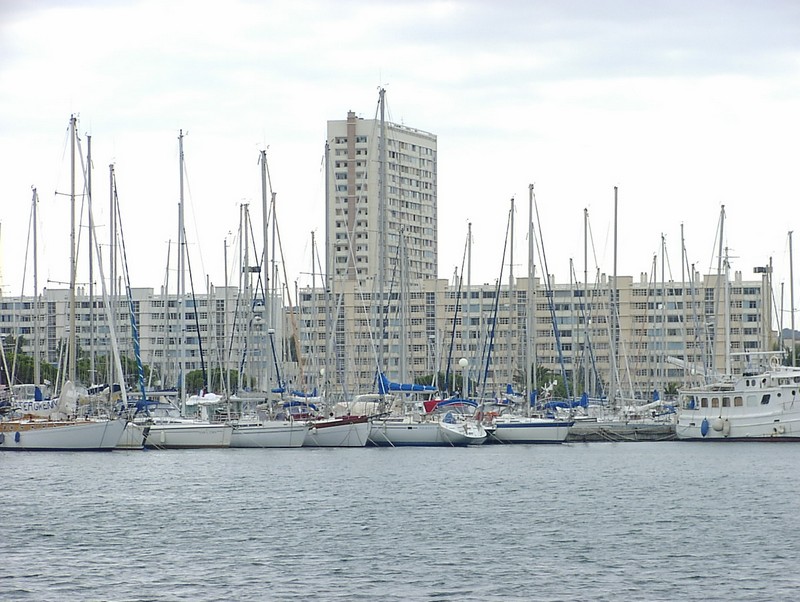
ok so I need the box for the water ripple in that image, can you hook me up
[2,443,800,600]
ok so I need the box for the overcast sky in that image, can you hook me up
[2,1,800,317]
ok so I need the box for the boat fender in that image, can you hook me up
[0,433,4,444]
[700,418,709,437]
[722,419,731,437]
[777,425,786,435]
[712,418,724,432]
[15,431,21,443]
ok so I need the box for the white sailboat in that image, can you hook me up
[228,397,309,449]
[479,191,572,444]
[137,131,232,449]
[303,414,371,447]
[366,377,487,447]
[1,116,127,451]
[369,413,487,447]
[230,419,309,448]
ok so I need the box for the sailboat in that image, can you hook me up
[227,186,310,448]
[134,130,232,449]
[1,116,127,451]
[474,192,572,444]
[365,373,487,447]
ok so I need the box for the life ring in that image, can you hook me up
[770,355,781,370]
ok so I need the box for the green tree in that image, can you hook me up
[664,382,679,397]
[414,371,472,395]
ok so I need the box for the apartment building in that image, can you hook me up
[0,286,285,393]
[326,93,438,283]
[295,267,774,399]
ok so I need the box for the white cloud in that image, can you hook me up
[1,0,800,305]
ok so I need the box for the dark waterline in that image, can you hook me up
[2,443,799,601]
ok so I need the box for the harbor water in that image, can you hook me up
[2,442,799,601]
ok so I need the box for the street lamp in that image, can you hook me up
[458,357,469,397]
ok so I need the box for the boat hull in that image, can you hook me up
[116,422,148,449]
[303,417,370,447]
[369,418,487,446]
[230,421,309,448]
[143,421,232,449]
[0,418,127,451]
[489,418,573,444]
[676,404,800,441]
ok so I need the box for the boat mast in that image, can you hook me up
[311,230,318,388]
[223,238,231,397]
[466,221,473,392]
[610,186,619,408]
[86,134,96,386]
[508,197,514,390]
[67,115,78,386]
[660,233,667,395]
[109,163,118,385]
[583,207,589,397]
[377,87,387,376]
[724,247,732,376]
[680,223,687,386]
[714,205,726,375]
[526,185,535,415]
[260,149,274,392]
[324,141,333,397]
[32,188,41,388]
[178,130,187,410]
[790,231,796,366]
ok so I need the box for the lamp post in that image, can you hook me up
[252,315,264,391]
[458,357,469,398]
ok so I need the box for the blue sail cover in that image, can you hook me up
[436,398,479,409]
[541,393,588,411]
[290,388,318,398]
[378,372,437,395]
[282,400,318,411]
[506,383,523,397]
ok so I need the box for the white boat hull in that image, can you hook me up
[0,418,127,451]
[369,418,487,446]
[143,421,232,449]
[116,422,148,449]
[676,403,800,441]
[303,418,370,447]
[490,417,573,444]
[676,362,800,441]
[230,421,309,448]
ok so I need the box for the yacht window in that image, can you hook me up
[701,398,709,408]
[734,397,744,407]
[711,398,719,408]
[722,397,730,407]
[761,394,771,405]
